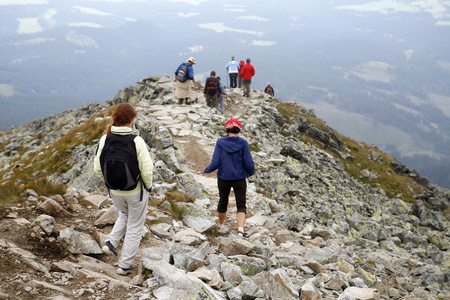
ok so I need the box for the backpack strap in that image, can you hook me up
[139,180,143,202]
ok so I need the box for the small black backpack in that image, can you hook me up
[207,79,218,95]
[99,133,141,191]
[177,63,189,82]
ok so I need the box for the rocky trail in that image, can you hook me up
[0,75,448,299]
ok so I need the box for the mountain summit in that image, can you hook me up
[0,75,448,299]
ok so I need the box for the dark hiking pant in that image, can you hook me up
[217,178,247,214]
[229,73,238,88]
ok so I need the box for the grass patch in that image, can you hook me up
[165,190,194,203]
[163,190,195,221]
[250,142,261,152]
[276,100,329,132]
[276,101,301,125]
[0,178,65,205]
[24,178,66,196]
[0,116,110,204]
[340,135,423,203]
[0,183,22,205]
[6,118,109,185]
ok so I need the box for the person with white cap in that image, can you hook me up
[202,118,255,238]
[174,57,197,104]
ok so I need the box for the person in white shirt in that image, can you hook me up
[225,56,240,88]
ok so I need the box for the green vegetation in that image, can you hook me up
[163,190,195,221]
[276,101,301,125]
[0,114,111,205]
[249,142,261,152]
[340,136,424,203]
[274,97,425,204]
[0,183,22,204]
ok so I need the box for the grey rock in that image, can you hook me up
[218,236,255,256]
[172,228,207,246]
[80,194,109,209]
[220,262,243,285]
[59,228,102,254]
[33,214,56,236]
[177,202,217,233]
[94,205,119,228]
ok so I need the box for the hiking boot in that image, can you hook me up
[117,266,134,276]
[102,241,117,257]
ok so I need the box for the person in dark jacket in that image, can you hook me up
[202,118,255,237]
[264,82,274,96]
[203,70,220,109]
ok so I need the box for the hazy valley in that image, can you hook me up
[1,0,450,187]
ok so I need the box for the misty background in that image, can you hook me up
[1,0,450,187]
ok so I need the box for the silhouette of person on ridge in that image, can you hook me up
[264,82,274,96]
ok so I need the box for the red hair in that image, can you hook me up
[107,103,137,133]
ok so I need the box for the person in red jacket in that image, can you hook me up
[240,58,255,97]
[237,59,245,88]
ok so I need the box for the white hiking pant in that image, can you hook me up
[107,190,149,269]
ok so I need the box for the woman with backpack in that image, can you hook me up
[175,57,197,104]
[94,103,153,276]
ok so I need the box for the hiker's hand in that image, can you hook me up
[202,168,206,174]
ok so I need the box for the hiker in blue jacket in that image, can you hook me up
[202,118,255,238]
[175,57,197,104]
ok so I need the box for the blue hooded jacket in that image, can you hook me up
[204,136,255,180]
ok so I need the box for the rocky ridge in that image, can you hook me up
[0,74,449,299]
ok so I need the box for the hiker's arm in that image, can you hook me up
[203,79,208,94]
[243,142,255,176]
[135,137,153,190]
[204,142,221,173]
[93,135,107,179]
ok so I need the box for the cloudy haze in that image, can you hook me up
[1,0,450,186]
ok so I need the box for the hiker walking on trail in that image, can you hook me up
[264,82,274,96]
[217,76,226,114]
[202,118,255,238]
[237,60,245,89]
[225,56,239,88]
[94,103,153,276]
[204,70,221,109]
[175,57,197,104]
[241,58,255,97]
